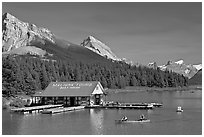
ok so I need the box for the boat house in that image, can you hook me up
[32,81,105,107]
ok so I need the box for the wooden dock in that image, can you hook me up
[41,106,85,114]
[120,102,162,107]
[86,105,154,109]
[10,104,63,114]
[86,102,162,109]
[149,103,163,107]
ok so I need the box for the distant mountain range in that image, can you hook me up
[148,60,202,79]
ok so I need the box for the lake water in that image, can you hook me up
[2,89,202,135]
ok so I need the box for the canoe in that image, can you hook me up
[115,119,150,123]
[176,109,183,112]
[176,106,183,112]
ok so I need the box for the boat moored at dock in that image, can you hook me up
[41,106,85,114]
[10,104,63,114]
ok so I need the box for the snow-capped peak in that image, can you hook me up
[88,35,113,53]
[193,64,202,71]
[175,60,184,65]
[81,35,121,61]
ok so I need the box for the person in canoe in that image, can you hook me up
[121,116,128,121]
[139,114,146,121]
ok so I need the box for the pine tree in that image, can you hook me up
[40,64,49,89]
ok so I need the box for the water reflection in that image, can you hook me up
[174,99,184,108]
[2,111,23,135]
[89,109,104,135]
[147,109,153,114]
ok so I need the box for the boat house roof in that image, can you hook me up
[33,81,104,97]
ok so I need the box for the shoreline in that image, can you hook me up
[106,85,202,93]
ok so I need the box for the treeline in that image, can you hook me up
[2,55,188,96]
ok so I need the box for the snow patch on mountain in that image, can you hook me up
[175,60,184,65]
[193,64,202,71]
[158,65,167,71]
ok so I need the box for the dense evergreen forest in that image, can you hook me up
[2,55,188,97]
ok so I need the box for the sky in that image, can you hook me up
[2,2,202,65]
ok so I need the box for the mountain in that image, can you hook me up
[189,69,202,85]
[80,35,121,61]
[2,13,115,64]
[2,13,55,53]
[158,59,202,79]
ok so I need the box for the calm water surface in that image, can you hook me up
[2,89,202,135]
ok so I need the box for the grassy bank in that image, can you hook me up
[2,95,32,109]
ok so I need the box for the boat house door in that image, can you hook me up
[70,97,75,106]
[95,94,100,105]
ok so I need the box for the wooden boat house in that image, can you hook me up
[32,81,105,107]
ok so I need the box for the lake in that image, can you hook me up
[2,88,202,135]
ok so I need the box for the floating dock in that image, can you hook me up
[86,102,162,109]
[41,106,85,114]
[120,102,162,107]
[10,104,63,114]
[149,103,163,107]
[85,105,154,109]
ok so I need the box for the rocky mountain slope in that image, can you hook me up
[189,69,202,85]
[2,13,55,54]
